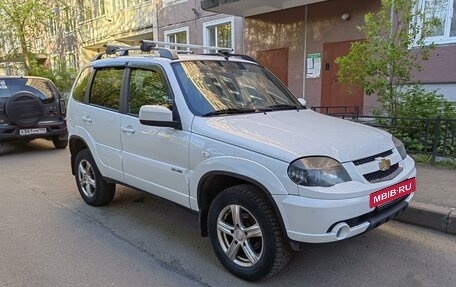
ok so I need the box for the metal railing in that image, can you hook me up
[311,106,456,163]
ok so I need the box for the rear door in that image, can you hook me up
[120,64,191,207]
[81,66,124,180]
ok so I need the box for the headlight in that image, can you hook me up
[287,157,352,187]
[392,136,407,160]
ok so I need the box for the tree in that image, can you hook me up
[336,0,440,118]
[0,0,53,74]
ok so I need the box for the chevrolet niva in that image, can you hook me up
[67,41,416,281]
[0,76,68,148]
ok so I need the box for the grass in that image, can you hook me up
[410,153,456,169]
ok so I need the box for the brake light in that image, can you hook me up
[59,98,66,115]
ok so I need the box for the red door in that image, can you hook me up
[321,41,364,115]
[256,48,289,85]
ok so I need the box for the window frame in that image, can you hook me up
[88,67,125,111]
[202,17,235,53]
[123,64,174,117]
[164,26,190,51]
[418,0,456,44]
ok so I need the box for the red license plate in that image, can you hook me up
[369,178,416,208]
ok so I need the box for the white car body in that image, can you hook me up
[68,54,416,244]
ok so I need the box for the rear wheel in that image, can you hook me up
[52,137,68,149]
[74,149,115,206]
[207,184,292,281]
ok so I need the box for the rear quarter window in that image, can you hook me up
[72,67,93,102]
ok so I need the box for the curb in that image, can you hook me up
[395,201,456,235]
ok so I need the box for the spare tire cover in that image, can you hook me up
[5,91,44,128]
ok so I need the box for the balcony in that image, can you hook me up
[201,0,327,17]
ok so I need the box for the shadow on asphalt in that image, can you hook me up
[0,139,59,156]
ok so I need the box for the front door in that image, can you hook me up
[256,48,289,85]
[120,65,191,207]
[321,41,364,114]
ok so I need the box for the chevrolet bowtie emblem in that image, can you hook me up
[377,158,391,171]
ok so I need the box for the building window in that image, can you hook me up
[64,8,74,32]
[48,16,57,37]
[163,0,187,7]
[203,17,234,53]
[164,27,189,50]
[78,0,106,22]
[112,0,144,11]
[419,0,456,44]
[35,37,44,53]
[66,54,77,69]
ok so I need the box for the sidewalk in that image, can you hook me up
[395,164,456,234]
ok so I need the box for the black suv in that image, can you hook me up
[0,76,68,148]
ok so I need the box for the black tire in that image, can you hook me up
[208,184,292,281]
[5,92,44,127]
[74,149,115,206]
[52,137,68,149]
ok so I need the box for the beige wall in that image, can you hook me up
[244,7,306,100]
[244,0,379,106]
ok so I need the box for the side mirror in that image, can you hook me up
[139,105,181,129]
[298,98,307,106]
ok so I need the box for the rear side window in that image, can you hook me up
[0,78,56,102]
[89,68,123,110]
[72,67,93,102]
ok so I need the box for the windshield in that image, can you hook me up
[172,60,303,116]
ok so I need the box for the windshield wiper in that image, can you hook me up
[265,104,301,111]
[202,108,258,117]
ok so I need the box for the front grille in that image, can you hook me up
[353,150,393,166]
[363,163,400,183]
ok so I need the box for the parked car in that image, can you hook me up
[0,76,68,148]
[67,41,416,281]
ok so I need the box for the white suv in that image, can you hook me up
[67,41,416,281]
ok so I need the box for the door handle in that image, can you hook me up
[81,116,92,123]
[121,126,135,134]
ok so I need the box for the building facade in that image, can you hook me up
[202,0,456,112]
[0,0,243,78]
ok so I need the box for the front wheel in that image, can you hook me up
[207,184,292,281]
[74,149,115,206]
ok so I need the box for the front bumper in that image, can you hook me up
[275,166,416,243]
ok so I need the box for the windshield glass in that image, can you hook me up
[172,60,302,116]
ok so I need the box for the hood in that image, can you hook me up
[191,109,394,163]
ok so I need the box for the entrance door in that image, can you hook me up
[256,48,289,85]
[321,41,364,115]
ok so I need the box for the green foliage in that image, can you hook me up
[29,59,77,94]
[336,0,441,118]
[374,87,456,157]
[0,0,54,73]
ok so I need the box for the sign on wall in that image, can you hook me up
[306,53,321,79]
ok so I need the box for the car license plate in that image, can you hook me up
[19,128,47,136]
[369,178,416,208]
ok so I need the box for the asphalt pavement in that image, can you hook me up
[396,164,456,235]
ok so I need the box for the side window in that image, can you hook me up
[89,68,123,110]
[128,68,170,116]
[73,66,93,102]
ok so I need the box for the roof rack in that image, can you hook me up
[91,40,257,63]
